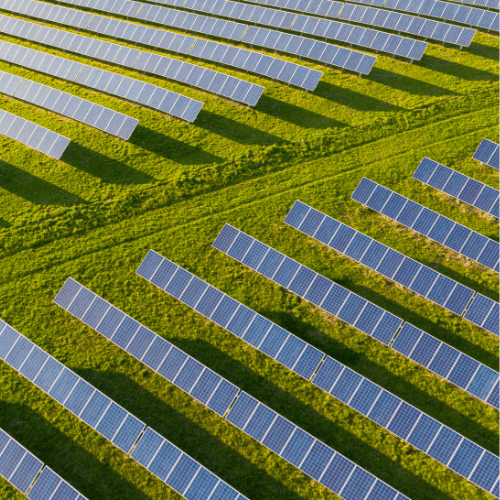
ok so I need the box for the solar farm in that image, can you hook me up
[0,0,498,496]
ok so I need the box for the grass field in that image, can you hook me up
[0,8,498,500]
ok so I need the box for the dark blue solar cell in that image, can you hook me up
[284,201,310,229]
[280,427,315,467]
[10,452,42,494]
[312,356,344,393]
[19,346,48,382]
[341,467,376,500]
[409,266,438,297]
[387,402,421,439]
[412,208,439,236]
[68,287,96,319]
[112,316,140,349]
[349,378,382,416]
[428,427,462,465]
[319,453,355,494]
[257,248,285,279]
[136,250,164,280]
[96,402,127,441]
[372,312,401,345]
[27,467,60,500]
[80,390,111,428]
[443,285,474,316]
[148,440,182,481]
[391,324,422,357]
[428,216,455,244]
[242,239,269,271]
[165,267,193,299]
[184,467,219,500]
[377,249,405,279]
[329,224,356,253]
[467,365,499,401]
[226,392,258,429]
[293,344,324,380]
[442,171,468,198]
[213,224,239,253]
[410,332,441,367]
[351,178,377,205]
[427,164,452,190]
[166,454,200,495]
[54,278,80,310]
[82,295,110,329]
[49,368,79,405]
[427,275,456,306]
[366,186,392,212]
[461,231,488,261]
[227,233,254,262]
[196,286,223,318]
[360,240,388,271]
[141,334,172,370]
[447,354,479,389]
[96,306,125,339]
[474,186,499,214]
[288,266,316,298]
[126,326,155,361]
[304,275,334,306]
[33,357,64,393]
[259,324,289,358]
[273,257,300,288]
[459,178,483,205]
[354,302,384,336]
[330,367,362,404]
[113,415,144,452]
[209,481,238,500]
[299,208,325,237]
[448,438,483,478]
[413,157,438,183]
[365,480,398,500]
[0,326,20,361]
[345,233,372,262]
[477,240,499,269]
[407,413,441,453]
[226,305,256,338]
[211,295,240,328]
[150,258,178,289]
[64,378,95,417]
[337,294,366,326]
[242,315,272,348]
[321,285,350,316]
[392,258,420,288]
[380,193,407,220]
[469,451,499,492]
[444,224,472,253]
[159,346,191,384]
[427,342,459,379]
[368,390,401,428]
[276,334,306,368]
[262,415,296,454]
[244,404,277,442]
[314,217,341,245]
[131,428,163,467]
[396,200,423,227]
[482,303,499,336]
[5,334,33,371]
[180,276,208,309]
[300,440,334,480]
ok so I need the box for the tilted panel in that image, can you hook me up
[473,139,499,170]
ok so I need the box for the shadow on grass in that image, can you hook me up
[0,159,86,206]
[128,125,224,165]
[466,41,500,62]
[0,400,154,500]
[63,143,157,185]
[417,55,498,81]
[75,368,307,500]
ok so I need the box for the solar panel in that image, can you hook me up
[285,200,476,316]
[473,138,499,170]
[413,157,499,218]
[464,294,499,336]
[54,278,409,500]
[0,319,246,500]
[351,178,500,273]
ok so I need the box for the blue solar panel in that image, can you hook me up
[473,139,499,170]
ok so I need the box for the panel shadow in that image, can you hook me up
[466,41,500,62]
[417,55,498,81]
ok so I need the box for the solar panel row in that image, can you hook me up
[54,278,411,500]
[0,319,248,500]
[0,10,265,107]
[0,430,88,500]
[413,157,499,218]
[0,37,203,123]
[351,178,500,275]
[0,108,70,159]
[54,0,377,74]
[132,249,499,495]
[284,200,476,316]
[473,138,500,170]
[447,0,498,9]
[204,0,475,47]
[464,293,500,335]
[346,0,499,31]
[0,70,138,140]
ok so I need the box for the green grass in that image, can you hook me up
[0,15,498,500]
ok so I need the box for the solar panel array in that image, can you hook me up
[0,428,89,500]
[284,200,476,316]
[132,249,499,495]
[0,13,264,107]
[52,0,377,74]
[351,178,500,274]
[464,293,500,335]
[345,0,500,31]
[0,39,203,122]
[473,138,500,170]
[413,157,499,218]
[54,277,410,500]
[0,70,138,140]
[448,0,498,8]
[0,108,70,159]
[0,318,248,500]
